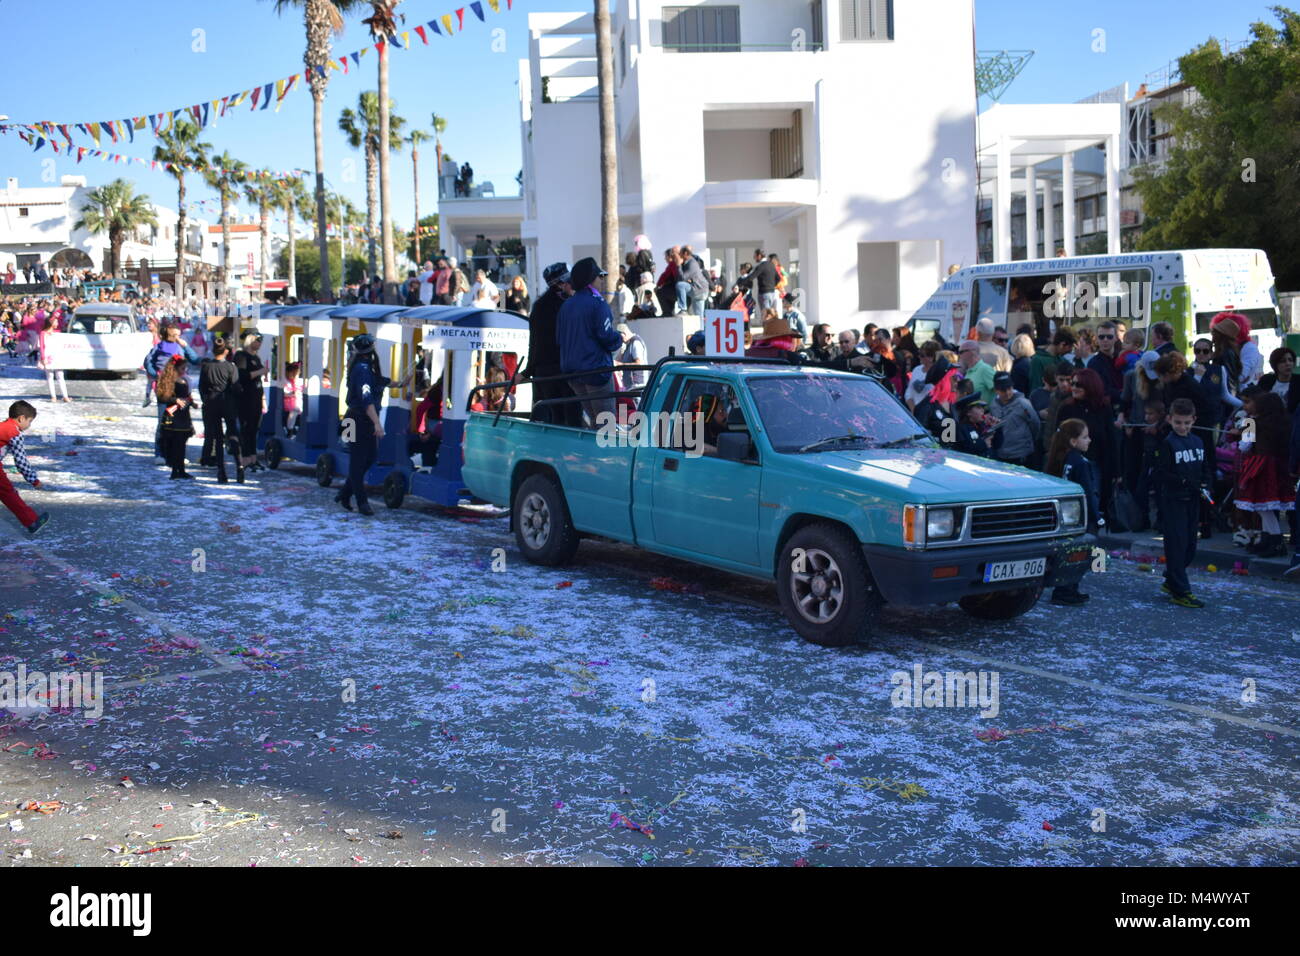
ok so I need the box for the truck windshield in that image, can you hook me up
[748,374,929,454]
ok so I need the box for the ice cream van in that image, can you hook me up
[45,303,154,374]
[908,249,1284,357]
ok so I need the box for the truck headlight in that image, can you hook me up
[1060,498,1083,529]
[927,508,955,540]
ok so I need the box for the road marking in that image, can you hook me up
[21,542,247,679]
[899,637,1300,738]
[106,666,236,691]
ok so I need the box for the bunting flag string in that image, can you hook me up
[1,3,505,148]
[0,126,308,183]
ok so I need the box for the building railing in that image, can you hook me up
[659,41,825,53]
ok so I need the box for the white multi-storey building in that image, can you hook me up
[0,175,219,278]
[440,0,978,330]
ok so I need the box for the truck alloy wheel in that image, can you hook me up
[513,473,579,566]
[520,492,551,549]
[790,548,844,625]
[777,523,879,647]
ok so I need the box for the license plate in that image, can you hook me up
[983,557,1046,583]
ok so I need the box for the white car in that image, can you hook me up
[47,303,153,374]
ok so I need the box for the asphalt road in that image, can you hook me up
[0,366,1297,866]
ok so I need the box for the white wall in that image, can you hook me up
[529,99,602,278]
[703,129,770,181]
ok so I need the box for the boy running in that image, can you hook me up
[0,400,49,535]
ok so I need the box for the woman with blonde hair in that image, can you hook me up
[1010,333,1035,394]
[504,274,529,313]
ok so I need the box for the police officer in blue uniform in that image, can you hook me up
[336,333,413,516]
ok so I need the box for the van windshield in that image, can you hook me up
[68,314,133,335]
[748,374,929,454]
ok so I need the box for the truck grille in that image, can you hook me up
[968,501,1058,540]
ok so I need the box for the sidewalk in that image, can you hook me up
[1099,527,1298,581]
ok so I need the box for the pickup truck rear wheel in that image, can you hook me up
[958,586,1043,620]
[514,474,579,566]
[778,524,880,647]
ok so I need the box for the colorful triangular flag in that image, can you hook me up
[471,2,484,21]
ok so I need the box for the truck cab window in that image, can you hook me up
[674,380,748,458]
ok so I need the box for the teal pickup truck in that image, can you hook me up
[463,358,1095,646]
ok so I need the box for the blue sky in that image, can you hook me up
[0,0,1287,243]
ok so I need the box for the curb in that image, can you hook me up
[1097,534,1297,582]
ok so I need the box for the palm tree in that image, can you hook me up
[431,112,448,199]
[407,128,430,263]
[338,91,405,281]
[271,0,365,303]
[243,175,277,298]
[75,179,158,278]
[361,1,403,301]
[152,120,211,287]
[202,152,250,289]
[276,176,311,299]
[594,0,619,298]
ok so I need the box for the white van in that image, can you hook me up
[45,303,153,373]
[908,249,1284,358]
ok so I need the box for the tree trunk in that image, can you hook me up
[412,144,421,265]
[287,203,298,299]
[378,40,396,302]
[220,189,231,290]
[258,197,269,298]
[594,0,620,301]
[176,173,186,291]
[313,98,332,303]
[365,146,379,279]
[306,0,334,303]
[110,230,122,278]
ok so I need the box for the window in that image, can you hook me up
[619,27,627,82]
[17,207,29,217]
[1067,268,1152,324]
[857,242,900,311]
[971,277,1008,331]
[749,374,922,454]
[811,0,824,47]
[840,0,893,42]
[770,111,804,179]
[663,5,740,52]
[672,380,748,457]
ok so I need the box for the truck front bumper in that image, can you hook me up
[861,534,1096,606]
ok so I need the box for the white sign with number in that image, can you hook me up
[703,310,745,358]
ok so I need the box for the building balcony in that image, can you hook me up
[703,178,818,209]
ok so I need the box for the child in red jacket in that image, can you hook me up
[0,400,49,535]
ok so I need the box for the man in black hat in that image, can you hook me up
[951,392,992,457]
[557,256,622,426]
[522,262,582,427]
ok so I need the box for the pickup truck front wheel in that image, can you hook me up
[958,586,1043,620]
[513,474,580,566]
[778,524,880,647]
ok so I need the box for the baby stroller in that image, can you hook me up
[1209,440,1242,535]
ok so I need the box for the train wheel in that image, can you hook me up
[265,438,284,470]
[315,454,335,488]
[383,472,407,510]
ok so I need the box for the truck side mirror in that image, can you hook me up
[716,431,752,462]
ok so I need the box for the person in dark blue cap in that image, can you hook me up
[336,333,413,515]
[522,262,581,427]
[557,257,622,426]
